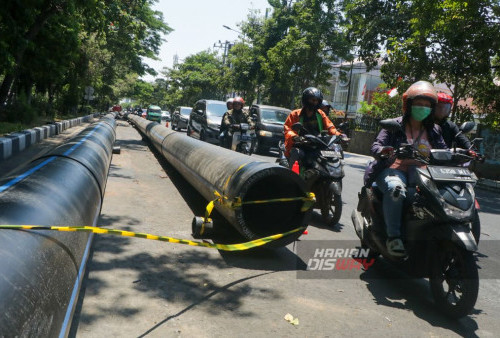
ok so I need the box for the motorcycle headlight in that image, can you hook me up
[443,203,473,219]
[259,130,273,137]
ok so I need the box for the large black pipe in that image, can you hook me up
[0,114,116,336]
[128,114,309,244]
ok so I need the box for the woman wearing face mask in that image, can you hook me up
[364,81,447,256]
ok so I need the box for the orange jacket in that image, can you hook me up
[284,108,341,157]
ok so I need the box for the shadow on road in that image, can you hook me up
[360,259,480,337]
[475,189,500,215]
[70,226,282,337]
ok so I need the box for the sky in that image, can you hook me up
[141,0,271,81]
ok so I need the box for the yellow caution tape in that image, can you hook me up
[202,161,316,226]
[0,225,305,251]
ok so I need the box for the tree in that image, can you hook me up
[345,0,500,121]
[162,51,226,109]
[232,1,350,108]
[0,0,171,121]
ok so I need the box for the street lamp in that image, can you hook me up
[223,25,242,34]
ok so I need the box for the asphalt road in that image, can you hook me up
[71,119,500,337]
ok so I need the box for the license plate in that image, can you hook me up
[427,166,475,182]
[239,135,252,141]
[321,150,340,158]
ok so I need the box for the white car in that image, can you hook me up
[161,111,171,121]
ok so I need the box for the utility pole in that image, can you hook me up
[344,59,354,121]
[213,40,232,66]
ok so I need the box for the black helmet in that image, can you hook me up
[302,87,323,109]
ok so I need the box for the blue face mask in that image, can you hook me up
[411,106,432,121]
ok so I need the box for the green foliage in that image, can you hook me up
[357,84,402,119]
[228,0,350,108]
[345,0,500,123]
[161,51,226,109]
[0,0,171,121]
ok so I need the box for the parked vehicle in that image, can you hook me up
[249,104,291,153]
[188,100,226,144]
[146,105,162,123]
[161,111,171,122]
[171,106,192,130]
[277,122,349,226]
[352,119,480,318]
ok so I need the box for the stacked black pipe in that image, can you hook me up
[0,114,116,336]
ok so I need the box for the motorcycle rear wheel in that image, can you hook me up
[430,242,479,318]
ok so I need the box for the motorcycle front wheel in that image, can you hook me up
[321,190,342,226]
[430,242,479,318]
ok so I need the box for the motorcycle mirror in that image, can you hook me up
[459,121,475,134]
[379,119,402,133]
[291,122,303,132]
[472,138,483,144]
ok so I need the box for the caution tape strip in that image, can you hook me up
[200,162,316,235]
[0,225,305,251]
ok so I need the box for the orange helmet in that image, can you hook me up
[402,81,438,113]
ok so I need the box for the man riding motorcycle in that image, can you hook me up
[364,81,448,257]
[320,100,332,116]
[284,87,346,167]
[220,97,254,149]
[434,93,472,150]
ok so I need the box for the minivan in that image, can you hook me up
[188,100,227,144]
[249,104,291,153]
[171,106,192,130]
[146,105,162,123]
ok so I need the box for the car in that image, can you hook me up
[171,106,192,130]
[146,105,162,123]
[188,100,227,144]
[161,111,171,122]
[249,104,291,153]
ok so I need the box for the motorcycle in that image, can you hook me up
[277,122,349,226]
[229,123,256,155]
[352,119,480,318]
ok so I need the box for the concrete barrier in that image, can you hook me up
[0,113,101,162]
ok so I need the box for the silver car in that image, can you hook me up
[172,106,191,130]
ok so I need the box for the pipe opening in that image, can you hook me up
[241,174,305,237]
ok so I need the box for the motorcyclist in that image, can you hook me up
[320,100,332,116]
[364,81,447,257]
[226,98,234,111]
[434,93,472,150]
[284,87,346,168]
[220,97,254,149]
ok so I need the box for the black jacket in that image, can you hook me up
[440,120,472,149]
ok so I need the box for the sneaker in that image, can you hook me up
[386,238,407,257]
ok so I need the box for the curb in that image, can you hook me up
[0,113,100,162]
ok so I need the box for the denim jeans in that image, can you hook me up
[375,168,408,238]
